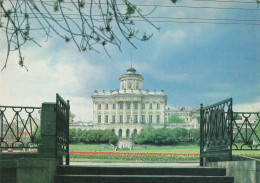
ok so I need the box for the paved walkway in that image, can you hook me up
[70,162,200,167]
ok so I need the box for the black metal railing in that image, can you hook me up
[232,112,260,150]
[56,93,70,165]
[200,98,233,166]
[0,106,41,152]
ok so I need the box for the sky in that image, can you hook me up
[0,0,260,121]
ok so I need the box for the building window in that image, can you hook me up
[149,115,152,124]
[156,115,160,123]
[133,129,137,137]
[126,129,130,138]
[127,103,131,109]
[142,115,146,123]
[98,115,101,123]
[105,104,108,110]
[112,115,115,123]
[112,129,115,134]
[119,103,123,109]
[120,115,123,123]
[127,81,132,89]
[119,129,122,137]
[98,104,101,110]
[105,115,108,123]
[134,115,138,123]
[142,104,145,109]
[157,103,160,110]
[134,103,138,109]
[136,82,139,89]
[127,115,130,123]
[187,118,188,121]
[149,103,153,109]
[113,103,116,109]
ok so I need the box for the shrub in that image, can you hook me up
[134,126,179,145]
[189,129,200,144]
[79,129,118,144]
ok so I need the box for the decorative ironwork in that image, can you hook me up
[232,112,260,150]
[200,98,233,166]
[0,106,41,152]
[56,93,70,165]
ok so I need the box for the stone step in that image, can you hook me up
[55,175,234,183]
[57,165,227,176]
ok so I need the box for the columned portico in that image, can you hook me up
[91,67,167,138]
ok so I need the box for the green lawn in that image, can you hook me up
[69,143,259,162]
[70,143,200,154]
[70,143,260,155]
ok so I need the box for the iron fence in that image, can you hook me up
[56,93,70,165]
[0,106,41,152]
[200,98,233,166]
[232,112,260,150]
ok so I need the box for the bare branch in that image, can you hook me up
[0,0,160,70]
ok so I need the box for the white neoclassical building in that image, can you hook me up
[91,67,167,138]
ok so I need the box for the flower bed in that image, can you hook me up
[69,151,200,162]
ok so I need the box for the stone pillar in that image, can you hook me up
[160,102,164,124]
[138,101,141,123]
[130,102,134,122]
[101,103,105,124]
[123,102,127,123]
[109,102,112,123]
[38,103,57,159]
[116,102,119,123]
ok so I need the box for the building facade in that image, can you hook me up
[165,107,193,122]
[165,107,200,129]
[91,67,167,138]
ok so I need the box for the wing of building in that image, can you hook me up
[91,67,167,138]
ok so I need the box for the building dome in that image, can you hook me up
[119,67,144,90]
[126,67,136,73]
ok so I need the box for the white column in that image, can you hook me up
[116,102,119,123]
[153,102,156,124]
[109,101,112,123]
[138,101,141,123]
[123,102,127,123]
[101,103,105,124]
[160,101,165,124]
[130,101,134,122]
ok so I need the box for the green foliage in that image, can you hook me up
[189,129,200,144]
[172,128,188,140]
[134,126,181,145]
[166,114,185,123]
[70,129,118,145]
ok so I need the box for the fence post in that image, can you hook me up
[0,111,3,153]
[38,102,62,164]
[199,103,204,166]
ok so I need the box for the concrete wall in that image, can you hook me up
[0,103,60,183]
[207,160,260,183]
[0,158,57,183]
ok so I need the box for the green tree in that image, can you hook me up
[69,128,79,143]
[189,129,200,144]
[166,114,185,123]
[134,126,179,145]
[172,128,188,141]
[80,129,118,145]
